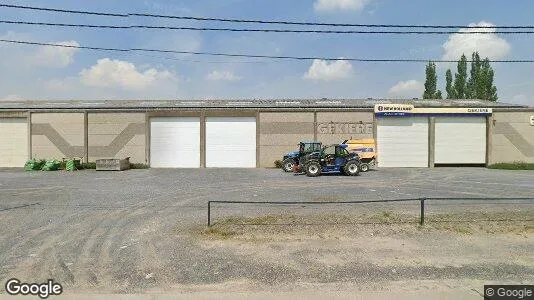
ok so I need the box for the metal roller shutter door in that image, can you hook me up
[150,117,200,168]
[377,117,429,167]
[0,118,28,167]
[206,117,256,168]
[435,117,486,164]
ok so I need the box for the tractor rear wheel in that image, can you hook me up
[282,158,295,172]
[305,161,322,177]
[344,161,360,176]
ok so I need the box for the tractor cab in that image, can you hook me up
[281,141,322,172]
[321,144,352,171]
[297,144,361,177]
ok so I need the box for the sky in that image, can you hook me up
[0,0,533,106]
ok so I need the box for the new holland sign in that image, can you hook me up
[374,104,414,116]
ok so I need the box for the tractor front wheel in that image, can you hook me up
[282,158,296,172]
[305,161,322,177]
[344,161,360,176]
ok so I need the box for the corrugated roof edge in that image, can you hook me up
[0,98,529,109]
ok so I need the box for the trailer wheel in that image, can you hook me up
[305,161,322,177]
[344,161,360,176]
[282,158,295,172]
[360,163,370,172]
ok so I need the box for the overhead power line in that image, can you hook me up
[2,20,534,34]
[0,3,127,17]
[2,38,534,63]
[131,14,534,30]
[1,3,533,30]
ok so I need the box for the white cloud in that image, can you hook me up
[304,59,354,81]
[40,78,77,92]
[79,58,177,90]
[442,21,511,60]
[388,80,424,97]
[314,0,371,12]
[1,94,23,101]
[206,70,242,81]
[31,40,80,68]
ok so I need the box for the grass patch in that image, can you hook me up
[212,212,413,227]
[368,211,406,224]
[215,215,295,226]
[432,224,473,234]
[199,211,533,241]
[130,163,150,169]
[202,227,236,239]
[488,161,534,170]
[79,162,96,169]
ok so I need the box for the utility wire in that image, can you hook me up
[131,13,534,29]
[3,38,534,63]
[0,39,128,52]
[1,20,534,34]
[0,3,127,17]
[1,3,533,30]
[129,53,271,64]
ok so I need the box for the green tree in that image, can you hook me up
[466,52,481,98]
[445,69,456,99]
[482,59,498,102]
[423,61,442,99]
[466,52,498,101]
[454,54,468,98]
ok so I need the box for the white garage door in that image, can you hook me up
[377,117,429,167]
[150,117,200,168]
[435,117,486,164]
[206,117,256,168]
[0,118,28,167]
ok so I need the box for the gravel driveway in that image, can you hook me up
[0,167,533,297]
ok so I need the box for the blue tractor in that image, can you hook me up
[296,144,362,177]
[281,141,322,172]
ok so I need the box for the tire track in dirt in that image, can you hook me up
[68,206,154,291]
[1,208,94,284]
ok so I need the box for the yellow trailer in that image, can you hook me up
[343,139,377,172]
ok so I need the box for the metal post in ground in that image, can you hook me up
[207,201,211,227]
[420,198,426,226]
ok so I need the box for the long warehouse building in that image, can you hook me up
[0,99,532,168]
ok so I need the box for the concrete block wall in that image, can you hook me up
[490,111,534,164]
[88,113,146,163]
[316,112,374,145]
[258,111,374,168]
[31,113,85,159]
[30,112,147,163]
[259,112,314,167]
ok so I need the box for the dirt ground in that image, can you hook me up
[1,168,533,299]
[191,211,534,293]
